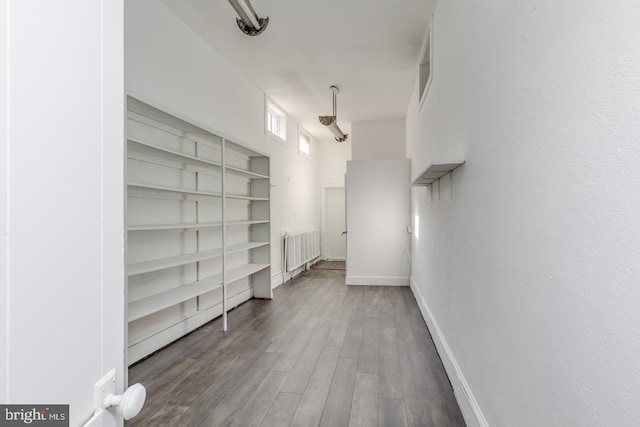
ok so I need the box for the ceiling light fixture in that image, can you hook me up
[227,0,269,36]
[319,86,348,142]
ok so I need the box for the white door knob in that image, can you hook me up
[104,383,146,420]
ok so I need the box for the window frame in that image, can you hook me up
[298,127,311,157]
[265,96,287,143]
[418,16,433,111]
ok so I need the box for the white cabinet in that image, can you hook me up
[126,97,271,364]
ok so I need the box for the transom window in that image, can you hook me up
[266,99,286,141]
[299,130,311,156]
[418,17,433,110]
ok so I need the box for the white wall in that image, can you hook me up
[318,137,351,188]
[276,122,319,241]
[125,0,319,288]
[352,119,406,160]
[346,159,411,286]
[407,1,640,426]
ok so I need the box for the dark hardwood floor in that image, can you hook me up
[127,267,466,427]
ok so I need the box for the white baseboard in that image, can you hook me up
[345,276,409,286]
[410,277,489,427]
[272,264,310,289]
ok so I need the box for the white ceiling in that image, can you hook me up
[162,0,436,140]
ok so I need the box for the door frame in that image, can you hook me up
[1,2,126,425]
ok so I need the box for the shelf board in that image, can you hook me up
[225,263,269,283]
[412,161,465,186]
[127,263,269,321]
[225,219,269,227]
[128,138,222,170]
[128,221,222,232]
[128,277,222,322]
[226,194,269,201]
[128,184,269,202]
[128,98,213,137]
[225,166,269,180]
[128,248,222,276]
[127,220,268,231]
[225,241,269,254]
[224,139,269,159]
[128,182,222,198]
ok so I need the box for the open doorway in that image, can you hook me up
[322,187,347,270]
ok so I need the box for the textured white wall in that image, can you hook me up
[352,119,406,160]
[318,137,351,188]
[126,0,319,286]
[407,1,640,426]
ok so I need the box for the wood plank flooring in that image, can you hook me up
[127,268,465,427]
[313,260,346,270]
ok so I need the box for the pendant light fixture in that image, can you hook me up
[227,0,269,36]
[319,86,348,142]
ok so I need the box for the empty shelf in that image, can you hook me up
[128,138,222,170]
[412,161,465,186]
[128,278,223,321]
[225,166,269,180]
[128,182,222,198]
[225,194,269,201]
[128,221,223,232]
[225,263,269,283]
[225,219,270,227]
[127,264,270,321]
[128,248,222,276]
[225,241,270,254]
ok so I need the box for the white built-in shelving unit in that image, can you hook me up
[126,96,271,364]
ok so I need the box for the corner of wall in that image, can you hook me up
[272,270,284,289]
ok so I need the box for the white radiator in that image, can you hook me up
[283,230,320,272]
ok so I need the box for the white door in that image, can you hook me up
[325,187,347,260]
[346,159,411,286]
[1,2,126,426]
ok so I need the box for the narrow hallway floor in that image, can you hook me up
[128,267,465,427]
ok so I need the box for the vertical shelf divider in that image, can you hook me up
[221,137,227,332]
[195,140,201,288]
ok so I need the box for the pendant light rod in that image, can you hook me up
[319,86,348,142]
[237,0,260,29]
[330,85,339,117]
[228,0,269,36]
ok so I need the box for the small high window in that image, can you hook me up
[299,129,311,156]
[418,17,433,109]
[266,98,287,142]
